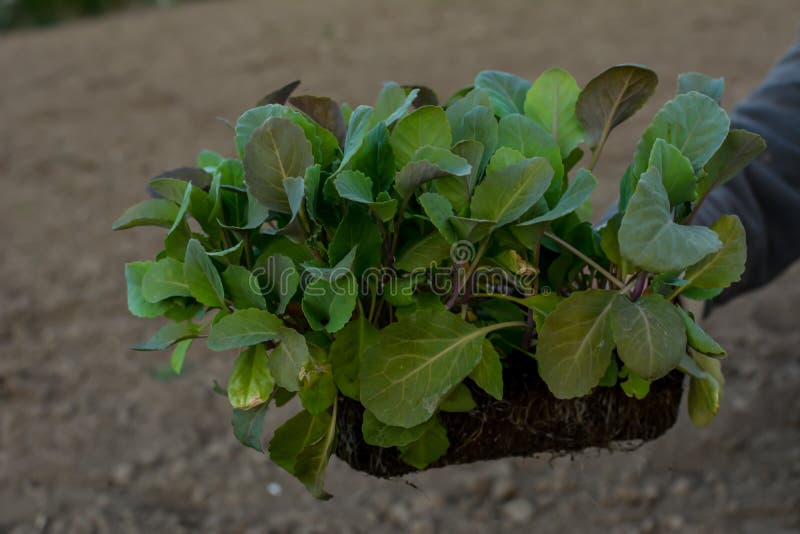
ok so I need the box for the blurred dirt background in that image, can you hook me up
[1,1,799,532]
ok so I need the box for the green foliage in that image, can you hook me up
[117,66,756,497]
[619,168,721,273]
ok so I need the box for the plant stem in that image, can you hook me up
[445,266,462,310]
[242,233,254,269]
[686,193,709,225]
[463,237,491,283]
[543,231,626,289]
[629,271,648,301]
[388,195,413,265]
[521,309,534,350]
[367,288,377,322]
[298,205,312,236]
[666,285,688,302]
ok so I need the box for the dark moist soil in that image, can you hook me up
[337,355,683,477]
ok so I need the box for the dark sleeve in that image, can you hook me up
[696,39,800,308]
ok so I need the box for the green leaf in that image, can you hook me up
[338,105,374,171]
[647,139,697,206]
[687,351,724,427]
[243,117,313,214]
[697,129,765,198]
[361,410,432,447]
[269,327,311,392]
[125,262,170,318]
[334,171,399,223]
[619,167,721,273]
[599,212,624,267]
[576,64,658,151]
[197,150,224,171]
[184,239,226,308]
[394,146,471,199]
[438,383,476,412]
[677,307,726,357]
[442,139,486,210]
[516,293,563,332]
[228,344,274,409]
[681,286,723,301]
[254,253,299,314]
[474,71,531,117]
[299,365,337,415]
[360,310,503,427]
[446,91,497,172]
[683,215,746,289]
[370,192,398,222]
[620,367,651,399]
[394,232,452,271]
[470,157,554,227]
[384,86,420,127]
[133,321,200,351]
[207,242,245,265]
[469,340,503,400]
[486,146,526,174]
[293,405,337,499]
[327,206,383,277]
[398,417,449,469]
[262,174,306,243]
[232,405,267,451]
[301,275,358,333]
[304,164,321,220]
[163,301,203,322]
[269,409,329,474]
[517,168,596,226]
[167,180,193,236]
[524,68,584,156]
[632,92,730,179]
[389,106,452,168]
[372,82,409,123]
[536,289,617,399]
[496,114,563,204]
[330,315,378,400]
[419,192,457,243]
[222,265,267,310]
[170,338,192,374]
[112,199,180,230]
[207,309,283,351]
[449,216,495,242]
[598,358,619,387]
[149,177,214,226]
[678,72,724,104]
[235,103,333,165]
[610,295,686,380]
[346,122,396,193]
[221,265,266,310]
[334,169,373,202]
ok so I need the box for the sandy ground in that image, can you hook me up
[1,1,799,532]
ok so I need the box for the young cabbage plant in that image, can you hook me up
[116,69,761,498]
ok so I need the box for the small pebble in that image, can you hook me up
[490,478,517,501]
[388,502,411,525]
[665,515,685,530]
[267,482,283,496]
[669,477,692,497]
[502,498,534,524]
[111,463,134,485]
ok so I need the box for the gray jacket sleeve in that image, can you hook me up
[696,39,800,307]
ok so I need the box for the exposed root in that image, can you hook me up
[335,354,684,478]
